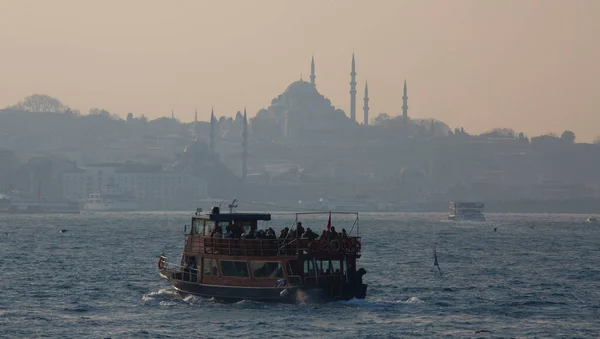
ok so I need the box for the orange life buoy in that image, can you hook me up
[329,239,341,252]
[319,239,329,251]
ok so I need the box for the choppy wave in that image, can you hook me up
[1,212,600,337]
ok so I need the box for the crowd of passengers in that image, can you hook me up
[209,221,350,242]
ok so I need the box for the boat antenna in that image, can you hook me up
[228,198,238,213]
[434,247,442,275]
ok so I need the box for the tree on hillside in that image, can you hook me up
[453,127,469,136]
[9,94,67,113]
[64,107,81,116]
[517,132,529,143]
[560,130,576,144]
[88,108,121,120]
[373,113,391,125]
[481,128,515,138]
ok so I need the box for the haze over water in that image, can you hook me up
[1,1,600,140]
[1,212,599,337]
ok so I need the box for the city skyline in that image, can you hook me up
[1,1,599,141]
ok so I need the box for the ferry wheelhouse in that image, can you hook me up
[448,201,486,221]
[157,206,367,303]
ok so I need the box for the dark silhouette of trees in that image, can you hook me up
[453,127,468,136]
[481,128,515,138]
[9,94,68,113]
[373,113,391,124]
[517,132,529,144]
[561,130,576,144]
[88,108,121,120]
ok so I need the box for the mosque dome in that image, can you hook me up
[284,80,317,95]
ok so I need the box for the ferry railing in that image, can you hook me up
[161,261,199,283]
[183,235,362,257]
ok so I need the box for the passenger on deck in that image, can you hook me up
[341,228,348,239]
[280,227,289,239]
[330,226,339,239]
[266,227,276,239]
[185,257,197,281]
[232,223,243,239]
[302,227,319,240]
[223,225,232,238]
[296,222,305,238]
[213,225,223,238]
[320,230,328,241]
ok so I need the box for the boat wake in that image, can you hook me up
[141,288,181,305]
[335,296,424,307]
[142,288,219,307]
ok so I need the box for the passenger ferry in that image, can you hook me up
[448,201,486,221]
[0,196,80,214]
[157,204,367,303]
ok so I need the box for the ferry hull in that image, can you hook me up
[164,274,367,303]
[448,215,486,221]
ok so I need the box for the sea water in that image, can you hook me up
[1,212,599,338]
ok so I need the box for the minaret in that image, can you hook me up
[310,55,316,86]
[350,53,357,122]
[171,109,174,119]
[402,79,408,120]
[209,107,215,153]
[242,107,248,183]
[193,108,198,138]
[363,81,369,125]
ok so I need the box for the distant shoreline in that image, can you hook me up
[385,199,600,214]
[185,198,600,215]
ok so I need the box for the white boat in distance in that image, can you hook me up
[84,185,141,211]
[448,201,486,221]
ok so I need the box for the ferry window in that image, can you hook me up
[331,260,341,274]
[220,261,249,277]
[303,259,314,276]
[203,258,218,276]
[319,260,332,275]
[204,221,214,236]
[193,219,203,234]
[250,261,283,278]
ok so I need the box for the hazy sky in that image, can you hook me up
[1,0,599,141]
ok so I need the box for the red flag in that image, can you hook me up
[326,212,331,230]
